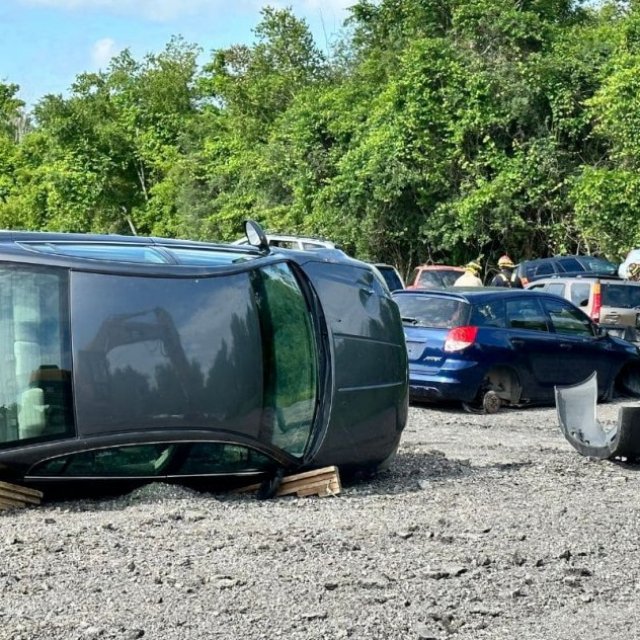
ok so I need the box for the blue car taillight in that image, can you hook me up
[444,326,479,352]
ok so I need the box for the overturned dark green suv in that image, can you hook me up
[0,223,408,486]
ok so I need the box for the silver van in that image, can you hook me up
[527,277,640,342]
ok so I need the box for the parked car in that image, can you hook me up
[392,288,640,413]
[232,233,336,251]
[407,265,465,289]
[372,264,405,292]
[512,256,618,287]
[0,223,408,486]
[618,249,640,279]
[527,277,640,342]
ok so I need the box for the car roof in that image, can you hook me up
[414,264,464,271]
[529,276,634,285]
[393,288,556,303]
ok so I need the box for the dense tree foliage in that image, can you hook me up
[1,2,639,276]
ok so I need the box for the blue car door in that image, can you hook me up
[540,297,618,393]
[503,296,566,401]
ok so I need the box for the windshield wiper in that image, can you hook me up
[401,316,420,325]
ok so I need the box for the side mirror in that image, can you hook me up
[243,220,270,253]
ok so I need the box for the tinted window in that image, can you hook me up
[25,243,168,264]
[395,296,469,328]
[179,443,274,475]
[542,299,593,337]
[602,284,640,308]
[30,443,274,477]
[505,298,548,331]
[579,256,617,275]
[570,283,591,307]
[166,247,256,266]
[470,300,506,328]
[376,267,403,292]
[534,262,555,276]
[0,266,74,447]
[557,258,583,273]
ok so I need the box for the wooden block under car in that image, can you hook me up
[236,465,341,498]
[0,481,43,511]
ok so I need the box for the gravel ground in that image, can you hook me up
[3,400,640,640]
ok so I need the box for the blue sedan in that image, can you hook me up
[392,289,640,412]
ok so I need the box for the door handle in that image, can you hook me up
[510,339,525,348]
[559,343,572,350]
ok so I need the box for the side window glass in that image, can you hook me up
[534,263,555,276]
[557,258,583,272]
[470,300,506,327]
[30,443,276,477]
[570,283,591,307]
[505,298,548,332]
[543,299,593,337]
[546,283,565,297]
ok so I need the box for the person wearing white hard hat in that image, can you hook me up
[453,261,483,287]
[490,255,515,287]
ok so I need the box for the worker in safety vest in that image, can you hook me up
[454,261,483,287]
[490,255,515,287]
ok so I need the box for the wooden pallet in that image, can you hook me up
[236,465,341,498]
[0,481,43,511]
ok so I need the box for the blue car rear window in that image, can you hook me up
[395,296,469,328]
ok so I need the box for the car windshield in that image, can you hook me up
[395,295,469,328]
[418,269,461,288]
[602,283,640,308]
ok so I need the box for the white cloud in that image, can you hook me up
[91,37,119,67]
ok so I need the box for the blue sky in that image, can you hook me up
[0,0,354,108]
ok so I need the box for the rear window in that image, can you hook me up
[579,256,617,276]
[395,295,469,328]
[602,284,640,308]
[417,269,461,288]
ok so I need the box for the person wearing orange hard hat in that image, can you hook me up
[490,255,515,287]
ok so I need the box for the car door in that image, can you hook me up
[540,297,617,392]
[503,296,563,401]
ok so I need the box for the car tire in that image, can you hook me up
[616,364,640,397]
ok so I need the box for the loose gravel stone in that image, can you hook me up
[0,400,638,639]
